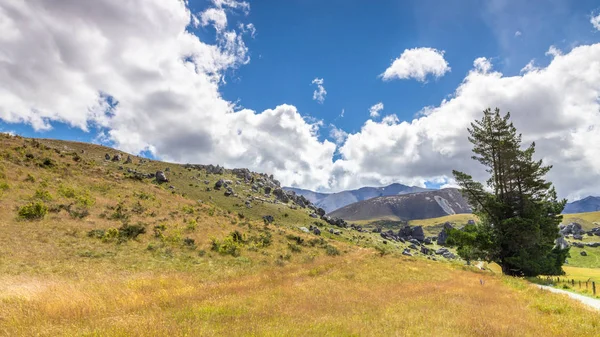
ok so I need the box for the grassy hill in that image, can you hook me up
[1,134,600,336]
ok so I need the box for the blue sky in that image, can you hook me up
[1,0,600,198]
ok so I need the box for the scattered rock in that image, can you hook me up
[124,155,132,164]
[402,249,413,256]
[112,154,121,162]
[580,251,588,256]
[263,215,274,224]
[316,208,326,217]
[156,171,168,183]
[104,153,111,160]
[214,179,224,190]
[411,226,425,241]
[310,213,318,218]
[299,227,309,233]
[264,186,272,194]
[555,235,569,249]
[313,227,321,235]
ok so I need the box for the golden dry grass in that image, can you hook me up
[2,252,600,336]
[2,134,600,336]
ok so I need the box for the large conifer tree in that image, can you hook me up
[451,108,569,276]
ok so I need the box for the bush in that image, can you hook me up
[286,234,304,246]
[119,223,146,240]
[211,236,241,257]
[153,224,167,238]
[183,237,196,248]
[325,245,340,256]
[33,189,53,201]
[18,201,48,220]
[24,174,36,182]
[38,157,56,168]
[69,207,90,219]
[0,181,10,191]
[186,219,197,231]
[87,229,105,239]
[288,243,302,253]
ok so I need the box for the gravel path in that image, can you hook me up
[538,285,600,311]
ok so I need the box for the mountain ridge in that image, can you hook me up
[284,183,429,213]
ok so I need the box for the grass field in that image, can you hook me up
[2,134,600,336]
[561,212,600,231]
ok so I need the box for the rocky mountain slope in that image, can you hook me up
[328,188,471,221]
[284,183,429,213]
[563,196,600,214]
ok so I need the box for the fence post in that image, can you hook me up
[593,282,596,296]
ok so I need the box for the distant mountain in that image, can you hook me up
[563,196,600,214]
[327,188,471,221]
[284,183,429,213]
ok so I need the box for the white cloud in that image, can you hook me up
[519,60,538,74]
[546,45,562,57]
[369,102,384,118]
[238,23,256,38]
[311,78,327,104]
[1,0,600,200]
[340,109,345,118]
[200,8,228,31]
[381,47,450,82]
[0,0,336,190]
[592,12,600,31]
[329,125,348,145]
[336,45,600,200]
[515,30,522,37]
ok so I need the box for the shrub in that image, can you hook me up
[186,219,197,231]
[286,234,304,246]
[24,174,36,182]
[325,245,340,256]
[33,189,53,201]
[131,201,145,214]
[38,157,56,168]
[288,243,302,253]
[211,236,241,257]
[69,207,90,219]
[153,224,167,238]
[182,205,195,214]
[0,181,10,191]
[109,202,129,221]
[102,228,119,242]
[119,223,146,240]
[249,232,272,248]
[18,201,48,220]
[58,185,76,198]
[87,229,106,239]
[183,237,196,248]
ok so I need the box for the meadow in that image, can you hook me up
[1,134,600,336]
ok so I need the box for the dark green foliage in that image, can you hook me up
[87,229,106,239]
[450,108,568,276]
[119,223,146,240]
[183,237,196,248]
[288,243,302,253]
[38,157,56,168]
[18,201,48,220]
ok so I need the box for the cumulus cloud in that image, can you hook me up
[329,125,348,145]
[592,12,600,31]
[311,78,327,104]
[369,102,384,118]
[336,45,600,200]
[0,0,335,189]
[546,45,562,57]
[1,0,600,200]
[381,48,450,82]
[514,30,522,37]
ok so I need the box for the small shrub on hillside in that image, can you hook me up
[211,235,241,257]
[198,249,206,257]
[87,229,105,239]
[75,192,95,207]
[119,223,146,240]
[38,157,56,168]
[135,191,155,200]
[288,243,302,253]
[69,207,90,219]
[325,245,340,256]
[33,189,53,201]
[18,201,48,220]
[248,232,272,248]
[182,205,195,214]
[153,224,167,238]
[286,234,304,246]
[102,228,119,242]
[131,201,145,214]
[183,237,196,249]
[58,185,76,198]
[24,174,36,182]
[186,219,197,231]
[109,202,129,221]
[0,181,10,191]
[308,238,326,248]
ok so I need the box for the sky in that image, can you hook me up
[1,0,600,201]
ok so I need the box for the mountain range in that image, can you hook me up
[563,196,600,214]
[284,183,429,213]
[327,188,472,221]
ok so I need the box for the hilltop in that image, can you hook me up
[1,134,600,336]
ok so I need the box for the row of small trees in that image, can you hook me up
[449,108,569,277]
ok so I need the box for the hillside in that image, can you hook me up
[1,134,600,335]
[564,196,600,214]
[285,183,428,212]
[328,188,471,221]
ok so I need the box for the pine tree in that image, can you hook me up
[451,108,569,276]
